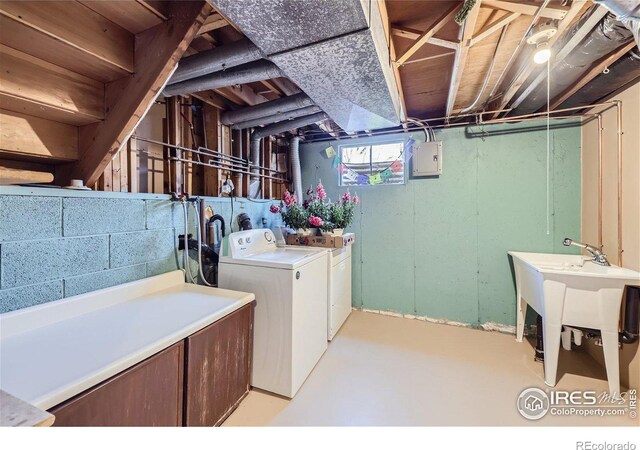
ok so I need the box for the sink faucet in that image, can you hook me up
[563,238,611,266]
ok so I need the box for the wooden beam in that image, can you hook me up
[482,0,569,20]
[271,78,301,96]
[470,12,520,46]
[391,26,460,49]
[550,41,637,110]
[395,4,459,66]
[79,1,164,34]
[0,15,128,82]
[0,159,55,185]
[224,85,269,106]
[493,2,607,118]
[260,80,284,97]
[0,109,78,161]
[0,44,104,126]
[58,1,211,187]
[402,51,455,66]
[198,13,228,34]
[0,1,134,73]
[378,0,408,123]
[203,105,220,197]
[445,1,482,116]
[192,91,228,109]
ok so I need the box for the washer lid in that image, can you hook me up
[220,246,327,270]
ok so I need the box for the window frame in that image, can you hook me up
[337,139,407,187]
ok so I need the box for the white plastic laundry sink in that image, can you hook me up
[509,251,640,395]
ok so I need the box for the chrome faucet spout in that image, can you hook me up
[563,238,611,266]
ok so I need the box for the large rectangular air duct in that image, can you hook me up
[212,0,402,132]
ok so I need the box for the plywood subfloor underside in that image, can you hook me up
[223,310,634,426]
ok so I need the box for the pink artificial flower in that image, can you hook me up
[269,204,280,214]
[316,182,327,200]
[352,194,359,205]
[291,194,298,205]
[308,215,324,227]
[283,191,295,207]
[341,191,351,203]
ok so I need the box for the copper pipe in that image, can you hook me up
[302,101,619,141]
[616,100,623,266]
[168,156,288,183]
[597,113,603,249]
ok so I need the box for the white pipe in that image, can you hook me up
[289,136,303,205]
[182,201,197,284]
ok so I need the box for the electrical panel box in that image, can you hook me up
[412,141,443,177]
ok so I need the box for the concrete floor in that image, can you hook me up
[223,311,638,426]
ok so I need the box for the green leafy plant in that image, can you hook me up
[329,191,359,229]
[271,191,309,229]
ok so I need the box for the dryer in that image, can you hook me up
[218,229,328,398]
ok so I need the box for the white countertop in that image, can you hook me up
[0,271,255,410]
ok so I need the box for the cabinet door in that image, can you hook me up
[185,303,254,426]
[49,342,184,426]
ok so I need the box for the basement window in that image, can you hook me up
[339,141,406,186]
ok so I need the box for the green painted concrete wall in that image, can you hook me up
[300,120,582,327]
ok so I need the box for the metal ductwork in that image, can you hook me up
[212,0,402,132]
[221,92,314,125]
[289,136,303,205]
[511,10,635,115]
[252,112,328,140]
[559,48,640,109]
[232,105,321,130]
[163,60,283,97]
[168,39,263,85]
[248,112,328,197]
[594,0,640,47]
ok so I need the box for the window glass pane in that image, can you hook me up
[339,141,405,186]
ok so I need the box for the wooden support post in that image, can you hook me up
[231,128,243,198]
[203,103,220,197]
[128,138,138,193]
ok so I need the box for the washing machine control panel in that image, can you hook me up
[228,229,277,257]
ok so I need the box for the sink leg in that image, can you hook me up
[601,331,621,397]
[516,296,527,343]
[543,323,562,387]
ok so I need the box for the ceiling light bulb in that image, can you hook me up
[533,43,551,64]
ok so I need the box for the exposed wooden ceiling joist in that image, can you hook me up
[0,1,134,73]
[378,0,408,124]
[391,25,460,49]
[550,40,637,110]
[271,78,301,96]
[489,0,588,118]
[57,1,211,187]
[198,13,228,35]
[395,3,459,66]
[482,0,569,20]
[445,1,482,116]
[469,11,520,46]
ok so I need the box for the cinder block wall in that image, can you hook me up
[0,187,282,313]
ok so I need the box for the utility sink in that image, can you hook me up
[509,251,640,395]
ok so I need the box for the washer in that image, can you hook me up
[218,229,328,398]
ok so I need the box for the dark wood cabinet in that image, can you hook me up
[184,303,254,426]
[49,342,184,427]
[47,303,255,427]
